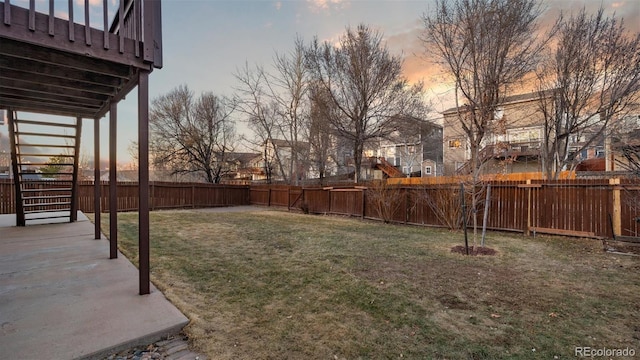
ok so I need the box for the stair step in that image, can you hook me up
[20,179,73,185]
[24,208,71,214]
[17,162,74,166]
[14,119,78,128]
[15,132,76,139]
[20,172,72,176]
[21,188,72,193]
[23,201,72,208]
[21,179,73,182]
[19,144,75,149]
[17,153,76,158]
[22,195,72,200]
[24,214,72,221]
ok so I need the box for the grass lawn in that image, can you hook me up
[95,208,639,359]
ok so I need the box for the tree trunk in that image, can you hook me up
[353,141,364,183]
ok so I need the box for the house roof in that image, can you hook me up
[390,114,443,129]
[228,152,262,164]
[268,139,310,148]
[442,90,554,115]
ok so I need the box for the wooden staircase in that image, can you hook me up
[371,157,405,178]
[7,111,82,226]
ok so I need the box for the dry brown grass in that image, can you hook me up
[95,208,640,359]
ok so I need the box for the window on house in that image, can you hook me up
[424,166,432,175]
[493,107,504,121]
[580,149,588,160]
[448,139,462,148]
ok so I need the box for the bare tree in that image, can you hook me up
[423,0,546,175]
[422,0,546,244]
[306,85,336,184]
[234,61,283,184]
[536,7,640,179]
[235,38,310,184]
[149,85,237,184]
[306,24,426,183]
[616,130,640,177]
[127,141,139,171]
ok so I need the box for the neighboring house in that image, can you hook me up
[99,170,139,182]
[264,139,311,183]
[611,109,640,172]
[443,91,640,176]
[371,116,444,177]
[223,152,265,182]
[442,92,549,175]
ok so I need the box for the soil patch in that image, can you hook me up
[450,245,497,256]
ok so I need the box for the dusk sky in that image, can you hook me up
[2,0,639,166]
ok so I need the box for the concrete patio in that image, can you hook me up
[0,212,189,359]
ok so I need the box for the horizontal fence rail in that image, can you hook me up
[248,179,640,239]
[0,180,249,214]
[2,179,638,239]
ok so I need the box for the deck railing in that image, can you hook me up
[1,0,161,68]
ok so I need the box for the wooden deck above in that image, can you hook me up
[0,0,162,119]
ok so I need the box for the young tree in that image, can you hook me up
[306,24,426,183]
[422,0,546,245]
[149,85,237,184]
[536,7,640,179]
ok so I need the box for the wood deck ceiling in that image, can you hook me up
[0,37,140,119]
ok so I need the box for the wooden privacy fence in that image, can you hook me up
[78,181,250,212]
[248,179,640,239]
[2,179,638,239]
[0,179,250,214]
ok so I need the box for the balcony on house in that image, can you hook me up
[456,140,543,175]
[482,140,542,160]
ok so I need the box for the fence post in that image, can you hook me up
[361,188,365,219]
[526,179,531,236]
[610,178,621,237]
[150,182,155,211]
[404,187,408,224]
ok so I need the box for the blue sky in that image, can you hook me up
[2,0,639,166]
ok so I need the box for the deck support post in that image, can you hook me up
[94,117,101,239]
[109,102,118,259]
[138,70,150,295]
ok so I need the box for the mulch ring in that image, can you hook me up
[451,245,497,256]
[604,242,640,256]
